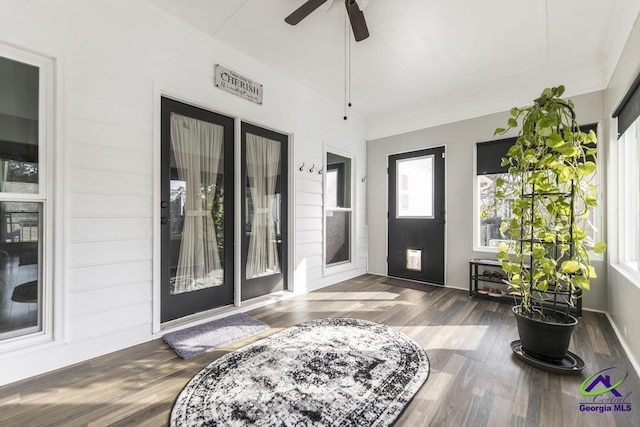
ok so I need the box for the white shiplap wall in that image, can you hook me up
[0,0,367,385]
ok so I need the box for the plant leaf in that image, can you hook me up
[545,133,564,148]
[593,241,607,254]
[561,260,581,273]
[577,161,596,176]
[572,275,590,291]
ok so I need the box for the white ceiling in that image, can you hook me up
[144,0,640,138]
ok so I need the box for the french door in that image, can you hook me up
[241,122,288,301]
[160,97,234,323]
[388,147,446,285]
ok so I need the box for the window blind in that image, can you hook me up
[476,123,598,175]
[613,71,640,137]
[476,137,516,175]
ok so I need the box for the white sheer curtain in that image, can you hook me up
[246,133,281,279]
[170,113,223,294]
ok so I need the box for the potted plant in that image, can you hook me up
[489,85,606,365]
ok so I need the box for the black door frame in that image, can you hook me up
[240,121,289,301]
[387,145,446,285]
[160,97,235,323]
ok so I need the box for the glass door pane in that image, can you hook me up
[245,133,282,279]
[161,98,234,323]
[241,122,288,301]
[168,113,225,295]
[396,155,434,218]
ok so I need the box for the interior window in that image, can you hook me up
[0,52,47,341]
[618,118,640,271]
[476,125,599,251]
[325,152,352,267]
[475,137,516,249]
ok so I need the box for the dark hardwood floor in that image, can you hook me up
[0,274,638,426]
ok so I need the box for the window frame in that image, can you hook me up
[612,69,640,284]
[473,125,603,258]
[616,117,640,276]
[395,154,435,220]
[323,149,356,275]
[0,43,55,350]
[473,136,516,253]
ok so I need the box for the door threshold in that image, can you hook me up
[157,290,295,336]
[385,275,444,287]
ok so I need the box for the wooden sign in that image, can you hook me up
[214,64,263,105]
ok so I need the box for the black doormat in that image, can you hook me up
[382,277,440,292]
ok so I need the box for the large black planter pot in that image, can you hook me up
[512,306,578,363]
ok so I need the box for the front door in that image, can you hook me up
[388,147,446,284]
[160,97,235,323]
[241,122,288,301]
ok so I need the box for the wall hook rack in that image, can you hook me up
[361,175,367,182]
[309,164,315,173]
[298,162,305,171]
[318,167,324,175]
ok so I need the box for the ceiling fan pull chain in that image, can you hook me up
[348,21,352,109]
[344,10,348,120]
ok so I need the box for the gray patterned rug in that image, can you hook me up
[170,317,430,426]
[163,313,269,359]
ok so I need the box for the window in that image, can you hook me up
[0,47,52,342]
[475,125,599,251]
[475,137,515,249]
[618,120,639,270]
[614,71,640,273]
[396,155,434,218]
[325,152,352,267]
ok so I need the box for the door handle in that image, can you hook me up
[438,210,446,225]
[161,217,170,225]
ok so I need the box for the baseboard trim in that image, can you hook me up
[605,312,640,379]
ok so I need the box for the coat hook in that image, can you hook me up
[318,167,324,175]
[299,162,305,171]
[361,175,367,182]
[309,163,315,173]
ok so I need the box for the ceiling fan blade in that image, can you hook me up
[345,0,369,42]
[285,0,328,25]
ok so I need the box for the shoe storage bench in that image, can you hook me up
[469,259,510,301]
[469,258,582,316]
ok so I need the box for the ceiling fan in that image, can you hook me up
[285,0,370,42]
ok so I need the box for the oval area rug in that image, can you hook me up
[171,317,429,426]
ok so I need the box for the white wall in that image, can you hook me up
[367,91,607,311]
[604,13,640,373]
[0,0,367,385]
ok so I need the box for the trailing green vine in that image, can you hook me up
[489,85,606,317]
